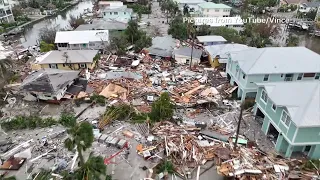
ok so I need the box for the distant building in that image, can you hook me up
[173,47,203,65]
[98,1,124,10]
[197,35,227,46]
[193,16,244,30]
[20,69,80,101]
[173,0,206,13]
[254,81,320,158]
[0,0,14,23]
[55,30,109,51]
[34,50,99,70]
[198,2,232,17]
[100,5,133,23]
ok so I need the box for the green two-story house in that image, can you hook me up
[254,81,320,158]
[226,47,320,101]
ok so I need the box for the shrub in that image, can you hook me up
[243,99,255,109]
[1,115,58,131]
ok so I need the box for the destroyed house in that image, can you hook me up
[34,50,99,70]
[173,47,203,65]
[146,35,178,59]
[55,30,109,51]
[254,81,320,159]
[20,69,80,101]
[204,43,254,68]
[226,47,320,101]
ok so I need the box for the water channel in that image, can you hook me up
[19,0,93,47]
[17,0,320,53]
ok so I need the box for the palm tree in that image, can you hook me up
[64,120,94,166]
[75,152,106,179]
[0,58,12,78]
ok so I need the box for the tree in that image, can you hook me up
[38,26,60,44]
[124,20,141,44]
[40,41,55,52]
[286,34,299,47]
[71,152,106,180]
[69,15,86,30]
[196,25,212,36]
[134,32,152,52]
[211,27,245,43]
[168,15,188,40]
[149,92,174,122]
[183,4,189,15]
[0,58,12,78]
[248,34,271,47]
[106,34,129,55]
[59,113,77,127]
[64,119,94,166]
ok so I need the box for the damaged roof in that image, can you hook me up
[147,35,178,57]
[257,81,320,127]
[75,20,127,31]
[20,69,80,94]
[197,35,227,43]
[230,47,320,75]
[55,30,109,44]
[205,44,254,63]
[174,47,203,59]
[37,50,98,64]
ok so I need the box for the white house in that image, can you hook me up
[0,0,14,23]
[173,0,206,13]
[194,16,244,30]
[55,30,109,51]
[198,2,232,17]
[197,35,227,45]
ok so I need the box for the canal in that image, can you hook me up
[17,0,320,54]
[20,0,93,47]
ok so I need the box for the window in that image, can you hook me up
[49,64,58,69]
[284,74,293,81]
[215,9,219,12]
[281,111,291,127]
[186,59,190,64]
[261,90,268,103]
[63,64,66,67]
[242,73,246,79]
[280,74,283,78]
[79,64,87,68]
[315,73,320,80]
[124,12,126,15]
[110,12,112,15]
[304,73,315,77]
[263,74,269,81]
[297,73,303,80]
[89,43,95,47]
[114,12,118,15]
[104,12,106,16]
[83,44,87,47]
[272,104,277,111]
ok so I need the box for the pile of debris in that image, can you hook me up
[133,120,320,179]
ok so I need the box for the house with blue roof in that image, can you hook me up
[254,81,320,158]
[225,47,320,101]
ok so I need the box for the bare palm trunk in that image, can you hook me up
[77,146,85,166]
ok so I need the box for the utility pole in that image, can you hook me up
[189,24,194,69]
[234,104,243,151]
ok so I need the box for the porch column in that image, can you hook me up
[275,134,284,152]
[240,91,246,102]
[285,145,293,158]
